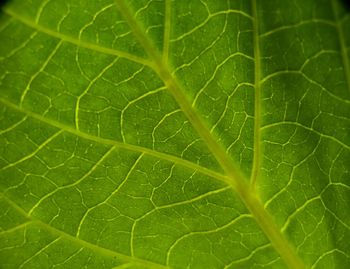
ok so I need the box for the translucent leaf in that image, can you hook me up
[0,0,349,268]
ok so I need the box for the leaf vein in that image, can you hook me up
[0,97,229,185]
[0,193,171,269]
[3,8,153,68]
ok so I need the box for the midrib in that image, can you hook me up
[114,0,306,268]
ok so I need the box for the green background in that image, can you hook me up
[0,0,349,268]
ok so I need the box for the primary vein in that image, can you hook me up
[114,0,245,192]
[114,1,307,268]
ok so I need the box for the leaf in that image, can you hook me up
[0,0,349,268]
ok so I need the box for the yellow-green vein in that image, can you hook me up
[250,0,262,189]
[162,0,171,63]
[114,1,306,268]
[0,98,228,186]
[2,129,63,170]
[0,193,170,269]
[20,40,62,107]
[114,0,245,191]
[3,8,153,68]
[75,57,119,131]
[330,0,350,92]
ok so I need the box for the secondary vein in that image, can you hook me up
[162,0,171,63]
[250,0,262,189]
[330,0,350,93]
[0,98,228,185]
[3,7,153,68]
[0,193,170,269]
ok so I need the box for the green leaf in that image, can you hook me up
[0,0,349,268]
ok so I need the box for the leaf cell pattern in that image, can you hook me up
[0,0,349,269]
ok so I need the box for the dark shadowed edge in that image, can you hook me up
[340,0,350,10]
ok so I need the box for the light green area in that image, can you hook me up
[0,0,349,269]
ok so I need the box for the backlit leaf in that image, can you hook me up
[0,0,349,268]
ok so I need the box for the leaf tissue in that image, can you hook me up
[0,0,349,268]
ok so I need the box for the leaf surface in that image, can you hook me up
[0,0,349,268]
